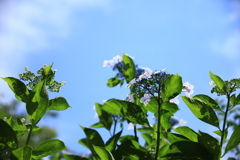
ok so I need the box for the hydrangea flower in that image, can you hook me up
[140,94,151,106]
[126,94,134,103]
[103,60,115,67]
[24,67,28,71]
[182,81,194,97]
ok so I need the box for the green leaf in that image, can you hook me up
[182,96,219,128]
[63,153,89,160]
[0,119,18,149]
[105,130,122,152]
[90,122,104,128]
[107,76,121,87]
[93,145,115,160]
[48,97,71,111]
[198,131,221,156]
[1,77,29,103]
[78,138,89,149]
[80,126,104,150]
[167,133,190,143]
[162,102,179,114]
[209,71,225,90]
[137,125,154,134]
[32,139,66,159]
[102,99,122,115]
[95,102,113,131]
[162,74,182,102]
[141,133,152,145]
[158,109,173,131]
[119,135,136,143]
[43,64,54,85]
[5,117,28,137]
[193,94,221,110]
[122,53,136,83]
[143,97,158,113]
[161,141,214,159]
[213,130,228,140]
[224,125,240,156]
[26,80,49,124]
[10,145,32,160]
[174,126,198,142]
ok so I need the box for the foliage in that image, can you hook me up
[1,54,240,160]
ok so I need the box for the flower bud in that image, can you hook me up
[43,64,47,68]
[209,81,215,85]
[53,69,57,72]
[21,118,25,123]
[61,81,66,86]
[3,117,7,121]
[24,67,28,71]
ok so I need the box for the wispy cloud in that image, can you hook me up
[0,0,111,98]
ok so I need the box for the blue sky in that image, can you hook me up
[0,0,240,159]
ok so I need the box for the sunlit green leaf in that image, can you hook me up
[174,126,198,142]
[32,139,66,159]
[213,130,228,140]
[224,125,240,156]
[107,76,121,87]
[95,102,113,131]
[193,94,221,110]
[90,122,104,128]
[162,102,179,114]
[48,97,71,111]
[26,80,49,124]
[209,71,225,91]
[162,74,182,102]
[141,133,152,145]
[105,130,122,152]
[122,53,136,83]
[93,145,115,160]
[6,117,27,137]
[167,133,190,143]
[63,153,89,160]
[10,145,32,160]
[1,77,29,103]
[182,96,219,128]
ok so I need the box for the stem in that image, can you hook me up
[26,124,33,145]
[155,99,161,160]
[220,94,230,148]
[134,124,138,142]
[113,120,117,136]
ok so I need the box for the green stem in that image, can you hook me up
[155,100,161,160]
[26,124,33,145]
[220,94,230,148]
[134,124,138,142]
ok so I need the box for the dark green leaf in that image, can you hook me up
[93,145,115,160]
[141,133,152,145]
[162,102,179,114]
[1,77,29,103]
[174,126,198,142]
[162,74,182,102]
[119,135,136,143]
[10,145,32,160]
[193,94,221,110]
[143,97,158,113]
[157,109,173,131]
[95,102,113,131]
[107,77,121,87]
[122,53,136,83]
[137,125,154,134]
[198,131,221,156]
[182,96,219,128]
[63,153,89,160]
[26,80,49,124]
[78,138,90,149]
[209,71,225,90]
[167,133,190,143]
[213,130,228,140]
[48,97,71,111]
[224,125,240,156]
[161,141,214,159]
[32,139,66,159]
[0,119,18,149]
[90,122,104,128]
[105,130,122,152]
[102,99,122,115]
[6,117,28,137]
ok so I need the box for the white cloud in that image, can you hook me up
[211,30,240,60]
[0,0,111,99]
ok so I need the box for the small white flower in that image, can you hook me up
[209,81,215,85]
[140,94,151,106]
[43,64,47,68]
[61,81,66,86]
[3,117,7,121]
[126,78,136,88]
[170,96,180,105]
[21,118,25,123]
[53,69,57,72]
[127,122,134,130]
[154,68,167,74]
[113,55,122,63]
[24,67,28,71]
[103,60,115,67]
[138,68,153,80]
[182,81,194,97]
[126,94,134,103]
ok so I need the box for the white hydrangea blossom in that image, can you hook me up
[209,81,215,85]
[154,68,167,74]
[182,81,194,97]
[103,60,115,67]
[113,55,122,63]
[126,94,134,103]
[140,94,151,106]
[24,67,28,71]
[126,78,136,88]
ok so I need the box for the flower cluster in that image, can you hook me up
[103,55,125,79]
